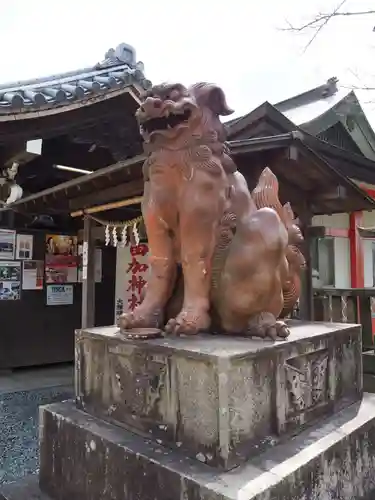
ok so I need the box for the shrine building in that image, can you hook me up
[1,48,375,371]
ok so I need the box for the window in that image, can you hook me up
[311,237,335,287]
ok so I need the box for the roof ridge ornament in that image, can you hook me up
[96,43,140,70]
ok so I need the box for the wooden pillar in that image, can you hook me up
[349,211,364,288]
[81,216,96,329]
[299,211,314,321]
[349,211,366,334]
[7,210,14,229]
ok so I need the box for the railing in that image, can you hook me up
[313,287,375,373]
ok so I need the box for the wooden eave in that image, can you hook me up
[227,101,375,187]
[228,132,295,153]
[0,154,145,215]
[226,102,296,140]
[302,133,375,185]
[4,131,375,218]
[229,134,375,215]
[0,90,141,144]
[0,86,141,123]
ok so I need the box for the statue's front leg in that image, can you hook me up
[118,193,175,331]
[165,167,226,335]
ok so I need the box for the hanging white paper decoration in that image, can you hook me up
[121,226,128,247]
[105,225,110,246]
[133,223,140,245]
[112,226,118,247]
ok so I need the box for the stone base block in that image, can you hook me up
[363,350,375,375]
[5,395,371,500]
[0,475,48,500]
[75,321,362,469]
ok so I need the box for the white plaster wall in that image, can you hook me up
[364,239,374,288]
[363,210,375,227]
[356,211,375,288]
[312,213,349,229]
[334,237,351,288]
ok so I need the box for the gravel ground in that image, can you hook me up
[0,385,74,485]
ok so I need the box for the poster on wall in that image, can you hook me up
[16,234,34,260]
[45,234,77,256]
[22,260,44,290]
[114,243,149,322]
[0,229,16,260]
[77,246,102,283]
[45,234,78,284]
[0,261,21,300]
[46,284,74,306]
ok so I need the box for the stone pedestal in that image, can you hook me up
[2,321,375,500]
[75,321,362,469]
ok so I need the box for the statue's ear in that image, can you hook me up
[190,82,234,116]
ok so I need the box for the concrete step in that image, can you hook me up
[4,395,375,499]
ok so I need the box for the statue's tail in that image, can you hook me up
[252,167,305,317]
[251,167,285,220]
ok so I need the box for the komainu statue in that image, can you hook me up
[118,82,305,339]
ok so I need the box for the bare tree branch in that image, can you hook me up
[341,84,375,91]
[284,1,375,51]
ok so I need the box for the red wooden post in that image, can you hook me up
[349,211,364,288]
[349,211,365,329]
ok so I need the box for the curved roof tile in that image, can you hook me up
[0,42,152,114]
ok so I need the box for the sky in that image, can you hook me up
[1,0,375,124]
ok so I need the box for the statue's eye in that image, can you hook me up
[169,90,180,101]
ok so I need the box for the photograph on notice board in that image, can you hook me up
[45,257,78,284]
[0,229,16,260]
[16,234,34,260]
[22,260,44,290]
[0,261,21,281]
[45,234,78,283]
[0,261,21,300]
[45,234,77,256]
[0,281,20,300]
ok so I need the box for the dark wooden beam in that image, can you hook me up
[42,136,114,172]
[298,210,314,321]
[69,178,144,211]
[81,216,95,328]
[358,227,375,239]
[284,145,299,162]
[312,185,348,201]
[305,225,326,239]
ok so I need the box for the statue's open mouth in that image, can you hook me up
[141,109,191,134]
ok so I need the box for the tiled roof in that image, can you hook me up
[277,88,350,126]
[0,43,152,114]
[225,78,341,132]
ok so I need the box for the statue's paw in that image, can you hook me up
[165,308,210,336]
[247,314,290,341]
[274,320,290,339]
[117,307,162,331]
